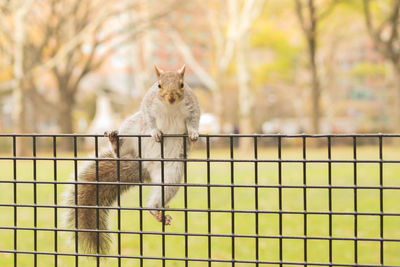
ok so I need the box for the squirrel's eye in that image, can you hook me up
[180,83,184,88]
[158,84,161,89]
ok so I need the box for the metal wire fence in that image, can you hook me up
[0,133,400,266]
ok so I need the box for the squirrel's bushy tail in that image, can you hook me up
[63,150,145,254]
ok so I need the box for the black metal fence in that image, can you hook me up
[0,133,400,267]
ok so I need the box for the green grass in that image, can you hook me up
[1,142,400,267]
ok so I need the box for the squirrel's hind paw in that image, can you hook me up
[151,211,172,225]
[163,214,172,225]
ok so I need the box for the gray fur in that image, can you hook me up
[62,67,200,255]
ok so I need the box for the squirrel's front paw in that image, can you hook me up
[104,130,120,154]
[104,130,118,141]
[188,130,199,142]
[150,129,163,142]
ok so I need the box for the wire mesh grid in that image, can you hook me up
[0,133,399,267]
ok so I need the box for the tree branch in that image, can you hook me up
[387,0,400,55]
[363,0,385,48]
[295,0,307,34]
[318,0,340,21]
[170,30,218,91]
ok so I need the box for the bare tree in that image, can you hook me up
[234,0,265,150]
[1,0,179,150]
[363,0,400,130]
[0,0,123,142]
[0,0,35,154]
[295,0,338,133]
[46,0,178,149]
[129,0,159,96]
[170,0,264,136]
[15,1,34,135]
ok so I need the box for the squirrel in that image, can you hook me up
[62,65,201,254]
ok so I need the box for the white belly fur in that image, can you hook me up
[118,107,187,163]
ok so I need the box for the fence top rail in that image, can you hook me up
[0,133,399,138]
[1,156,398,163]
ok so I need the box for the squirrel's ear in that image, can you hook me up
[178,64,185,77]
[154,65,163,77]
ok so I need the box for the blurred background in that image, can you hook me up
[1,0,400,145]
[2,2,400,266]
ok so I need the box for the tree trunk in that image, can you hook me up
[27,83,39,133]
[58,91,75,151]
[392,62,400,131]
[13,83,27,134]
[308,36,320,133]
[236,32,254,152]
[212,75,224,133]
[13,82,29,155]
[13,5,29,155]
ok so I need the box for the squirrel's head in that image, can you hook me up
[154,64,186,105]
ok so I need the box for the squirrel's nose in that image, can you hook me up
[168,96,175,103]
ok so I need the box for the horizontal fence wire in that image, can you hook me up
[0,133,399,267]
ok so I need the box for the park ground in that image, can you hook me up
[0,140,400,266]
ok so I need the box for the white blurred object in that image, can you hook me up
[262,118,305,134]
[222,122,233,134]
[77,118,88,132]
[87,95,116,134]
[85,95,116,150]
[262,118,362,134]
[261,120,280,134]
[199,113,220,134]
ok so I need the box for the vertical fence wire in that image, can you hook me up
[379,136,384,265]
[353,136,358,265]
[32,136,37,267]
[160,136,165,267]
[229,136,235,267]
[116,136,121,267]
[327,136,332,265]
[302,136,307,266]
[183,136,189,267]
[94,136,100,266]
[254,136,259,266]
[13,136,17,267]
[138,136,144,267]
[73,136,79,267]
[278,136,283,267]
[53,136,58,266]
[206,136,211,267]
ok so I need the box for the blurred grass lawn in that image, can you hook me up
[0,140,400,267]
